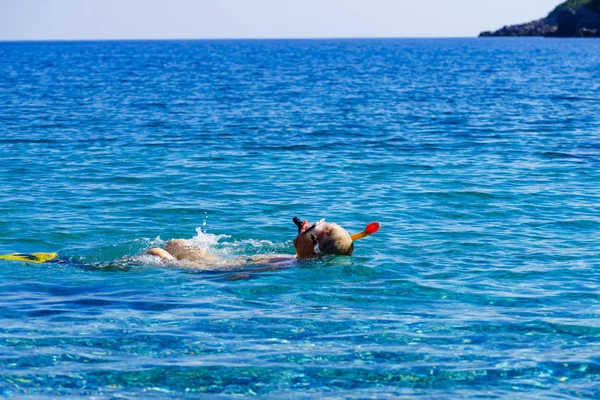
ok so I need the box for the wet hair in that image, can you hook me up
[318,223,354,256]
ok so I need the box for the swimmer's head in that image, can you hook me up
[293,217,354,258]
[318,223,354,256]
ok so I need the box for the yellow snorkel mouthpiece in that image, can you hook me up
[350,222,381,241]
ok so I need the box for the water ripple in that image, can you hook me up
[0,38,599,398]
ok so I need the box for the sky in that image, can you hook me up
[1,0,564,40]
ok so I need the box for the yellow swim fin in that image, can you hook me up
[0,252,59,263]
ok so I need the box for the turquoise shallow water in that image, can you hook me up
[1,38,600,398]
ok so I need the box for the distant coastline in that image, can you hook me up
[480,0,600,37]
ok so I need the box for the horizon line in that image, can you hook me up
[0,36,489,43]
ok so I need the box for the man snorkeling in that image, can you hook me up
[0,218,379,268]
[147,217,378,264]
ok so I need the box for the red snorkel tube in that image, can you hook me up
[350,222,381,241]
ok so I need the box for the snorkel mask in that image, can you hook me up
[293,216,325,249]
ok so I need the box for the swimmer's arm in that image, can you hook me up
[147,248,176,260]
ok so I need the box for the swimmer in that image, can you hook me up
[0,218,378,274]
[147,217,361,266]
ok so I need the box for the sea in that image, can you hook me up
[0,38,599,398]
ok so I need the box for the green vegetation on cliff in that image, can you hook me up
[480,0,600,37]
[554,0,593,12]
[549,0,597,17]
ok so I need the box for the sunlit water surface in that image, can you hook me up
[1,39,600,398]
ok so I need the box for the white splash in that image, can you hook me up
[186,227,231,250]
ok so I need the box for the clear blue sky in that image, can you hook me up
[1,0,563,40]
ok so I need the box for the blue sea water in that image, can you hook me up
[0,38,599,398]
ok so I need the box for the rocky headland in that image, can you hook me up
[480,0,600,37]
